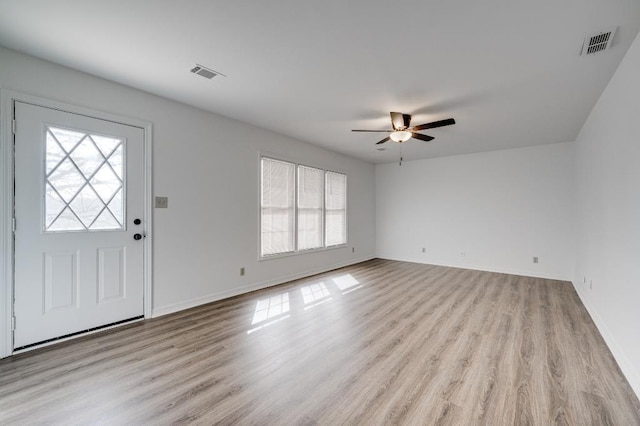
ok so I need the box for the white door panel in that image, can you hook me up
[13,102,145,348]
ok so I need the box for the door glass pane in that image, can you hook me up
[49,127,84,152]
[44,125,125,232]
[92,209,120,230]
[47,207,84,231]
[69,135,103,177]
[108,145,124,179]
[92,134,121,157]
[45,133,66,174]
[69,185,104,227]
[90,162,122,201]
[48,157,84,203]
[44,184,67,229]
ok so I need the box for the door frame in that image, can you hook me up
[0,90,153,358]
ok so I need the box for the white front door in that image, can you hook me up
[13,102,145,349]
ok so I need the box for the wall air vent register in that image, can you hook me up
[190,64,226,79]
[581,28,617,56]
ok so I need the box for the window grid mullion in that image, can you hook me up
[45,131,71,178]
[44,183,71,230]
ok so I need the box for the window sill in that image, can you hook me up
[259,244,348,262]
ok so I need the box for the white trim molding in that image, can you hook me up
[573,280,640,400]
[152,256,375,318]
[0,90,15,358]
[376,255,572,282]
[0,90,153,358]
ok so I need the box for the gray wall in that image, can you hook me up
[0,46,376,331]
[573,33,640,397]
[376,142,575,280]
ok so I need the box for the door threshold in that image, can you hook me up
[13,315,144,354]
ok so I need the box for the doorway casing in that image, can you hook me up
[0,89,153,358]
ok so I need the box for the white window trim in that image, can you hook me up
[258,154,347,261]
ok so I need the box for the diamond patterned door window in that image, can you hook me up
[44,126,125,231]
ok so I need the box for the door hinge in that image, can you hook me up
[11,316,16,331]
[12,119,16,135]
[12,217,16,232]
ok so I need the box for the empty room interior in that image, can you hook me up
[1,0,640,424]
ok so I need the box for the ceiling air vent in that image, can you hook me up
[190,64,226,79]
[581,28,616,56]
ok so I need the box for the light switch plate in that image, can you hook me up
[155,196,168,208]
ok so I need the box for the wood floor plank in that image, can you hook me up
[0,259,638,425]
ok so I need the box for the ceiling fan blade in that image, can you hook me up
[389,112,404,130]
[412,118,456,131]
[352,129,393,132]
[376,136,390,145]
[402,114,412,129]
[411,133,435,142]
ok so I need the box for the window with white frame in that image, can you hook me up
[261,158,295,256]
[297,165,324,250]
[325,171,347,247]
[260,157,347,257]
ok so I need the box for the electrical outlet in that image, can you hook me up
[240,267,245,276]
[422,247,426,253]
[533,256,538,264]
[460,251,466,257]
[155,196,168,208]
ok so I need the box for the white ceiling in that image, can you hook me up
[1,0,639,163]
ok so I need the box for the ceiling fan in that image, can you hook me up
[352,112,456,145]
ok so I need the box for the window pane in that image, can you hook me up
[325,171,347,246]
[261,158,295,256]
[45,125,124,232]
[298,165,323,250]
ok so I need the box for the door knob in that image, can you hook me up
[133,218,142,225]
[133,233,143,241]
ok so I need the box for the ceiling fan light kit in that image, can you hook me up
[390,130,412,143]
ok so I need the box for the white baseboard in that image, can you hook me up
[572,280,640,400]
[376,255,572,281]
[151,256,375,318]
[149,257,639,402]
[376,255,638,399]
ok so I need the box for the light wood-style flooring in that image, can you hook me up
[1,259,639,424]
